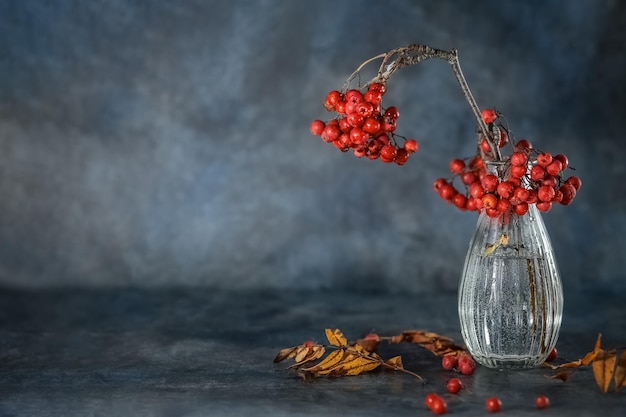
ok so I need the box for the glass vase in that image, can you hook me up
[458,162,563,369]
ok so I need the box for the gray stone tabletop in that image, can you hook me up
[1,287,625,416]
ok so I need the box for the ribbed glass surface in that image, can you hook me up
[458,166,563,369]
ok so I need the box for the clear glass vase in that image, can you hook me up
[458,162,564,369]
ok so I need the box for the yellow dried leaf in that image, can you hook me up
[325,328,347,347]
[582,333,604,366]
[592,350,617,393]
[273,347,298,363]
[484,234,509,256]
[302,349,346,373]
[385,355,404,370]
[615,351,626,392]
[292,346,325,366]
[329,356,381,376]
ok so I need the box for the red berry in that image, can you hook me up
[482,174,499,193]
[442,355,458,371]
[356,101,374,118]
[425,393,439,408]
[515,139,533,151]
[535,395,550,409]
[537,185,556,202]
[496,198,512,214]
[546,160,563,176]
[363,333,380,342]
[394,148,410,165]
[536,201,553,212]
[384,106,400,120]
[480,138,492,154]
[457,353,476,375]
[510,152,527,167]
[433,178,448,192]
[514,202,529,216]
[446,378,463,394]
[347,112,365,128]
[321,123,341,143]
[559,183,577,205]
[364,90,382,106]
[461,171,478,185]
[380,144,397,163]
[302,340,315,347]
[469,182,485,199]
[546,347,558,362]
[349,127,368,145]
[510,165,527,179]
[439,184,457,201]
[362,117,381,134]
[481,108,497,124]
[368,82,386,94]
[324,90,342,111]
[566,176,582,190]
[536,152,553,167]
[497,181,515,199]
[345,89,364,105]
[513,187,530,202]
[486,397,502,413]
[498,129,508,147]
[450,158,466,175]
[334,100,346,114]
[529,165,546,181]
[453,193,468,210]
[542,175,558,188]
[339,117,352,133]
[482,194,498,210]
[310,120,325,136]
[553,154,569,170]
[430,397,447,415]
[404,139,419,153]
[353,146,367,158]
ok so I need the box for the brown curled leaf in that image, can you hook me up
[274,347,298,363]
[292,346,325,367]
[390,330,465,356]
[592,349,617,393]
[325,328,347,347]
[614,351,626,392]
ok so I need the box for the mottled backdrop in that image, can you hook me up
[0,0,624,292]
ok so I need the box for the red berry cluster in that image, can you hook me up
[433,110,582,216]
[310,82,418,165]
[441,353,476,375]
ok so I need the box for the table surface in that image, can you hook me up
[0,286,625,416]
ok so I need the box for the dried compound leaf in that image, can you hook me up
[325,328,347,347]
[302,349,346,374]
[292,346,325,366]
[592,350,617,393]
[274,347,298,363]
[329,356,381,377]
[615,351,626,392]
[390,330,465,356]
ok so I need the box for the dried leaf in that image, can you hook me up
[274,347,298,363]
[325,328,347,347]
[614,351,626,392]
[329,356,381,377]
[292,346,325,366]
[484,234,509,256]
[302,349,346,374]
[390,330,465,356]
[546,333,605,370]
[356,338,380,353]
[592,350,617,393]
[385,355,404,370]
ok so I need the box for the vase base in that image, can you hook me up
[473,354,545,370]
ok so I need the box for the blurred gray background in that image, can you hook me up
[0,0,624,293]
